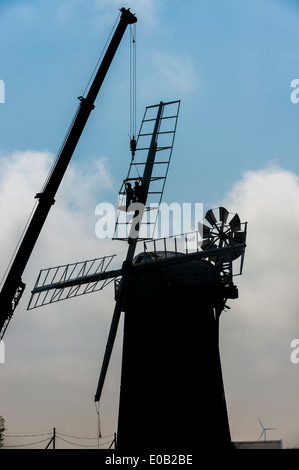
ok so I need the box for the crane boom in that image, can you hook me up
[0,7,137,339]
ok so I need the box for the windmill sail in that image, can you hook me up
[113,100,180,240]
[27,255,120,309]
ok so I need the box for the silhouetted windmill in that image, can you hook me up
[258,418,275,441]
[28,100,247,452]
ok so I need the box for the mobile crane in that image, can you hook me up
[0,7,137,339]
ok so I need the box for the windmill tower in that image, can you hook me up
[28,100,247,452]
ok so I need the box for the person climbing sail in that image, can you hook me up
[133,180,143,203]
[126,182,133,211]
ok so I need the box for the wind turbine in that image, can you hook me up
[258,418,275,441]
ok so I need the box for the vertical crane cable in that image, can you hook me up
[130,23,137,143]
[129,22,140,180]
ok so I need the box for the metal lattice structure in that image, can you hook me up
[113,100,180,240]
[28,255,118,309]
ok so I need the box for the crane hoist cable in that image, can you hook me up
[129,22,137,158]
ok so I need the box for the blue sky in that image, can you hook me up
[2,0,299,208]
[2,0,299,449]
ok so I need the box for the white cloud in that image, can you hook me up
[0,150,52,276]
[3,155,299,448]
[218,164,299,447]
[0,150,125,447]
[0,151,117,275]
[151,51,198,94]
[222,164,299,329]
